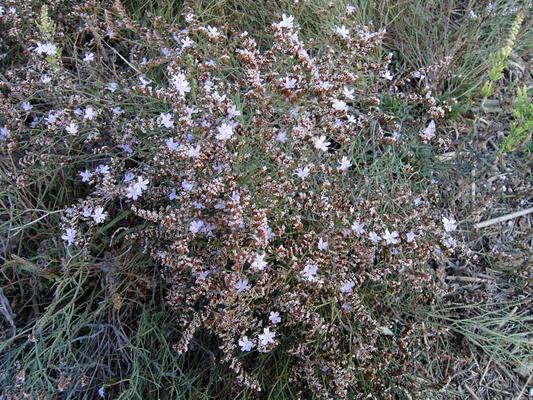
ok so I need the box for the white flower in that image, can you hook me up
[170,72,191,96]
[251,253,268,271]
[383,229,400,245]
[338,156,352,171]
[314,135,331,152]
[442,217,457,233]
[269,311,281,325]
[276,131,288,143]
[343,87,355,100]
[234,278,249,294]
[346,5,355,14]
[276,14,294,30]
[238,336,254,352]
[422,120,436,139]
[181,36,194,48]
[83,52,95,62]
[61,228,76,246]
[81,206,93,218]
[334,25,350,38]
[84,106,96,120]
[80,169,92,182]
[216,123,234,141]
[186,144,201,158]
[318,238,328,251]
[139,76,152,87]
[258,327,276,346]
[34,42,57,56]
[282,76,297,89]
[301,262,318,282]
[66,122,78,135]
[189,220,204,234]
[468,10,478,19]
[41,75,52,84]
[382,70,393,80]
[332,99,348,112]
[98,387,105,398]
[295,166,310,180]
[207,26,220,38]
[22,101,32,111]
[159,112,174,128]
[91,206,108,224]
[369,231,381,244]
[112,107,123,116]
[340,281,354,294]
[166,138,179,151]
[406,231,416,243]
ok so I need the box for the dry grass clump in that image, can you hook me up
[1,1,528,399]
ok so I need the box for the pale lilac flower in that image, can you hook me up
[98,387,105,398]
[41,75,52,84]
[276,14,294,30]
[369,231,381,244]
[181,36,194,48]
[334,25,350,38]
[166,138,179,151]
[301,262,318,282]
[61,228,76,246]
[139,76,152,87]
[314,135,331,152]
[343,86,355,100]
[340,280,354,294]
[189,220,204,234]
[108,82,118,92]
[91,206,108,224]
[21,101,32,111]
[81,206,93,218]
[276,131,288,143]
[406,231,416,243]
[351,221,365,235]
[383,229,400,245]
[0,126,10,141]
[170,72,190,96]
[181,180,194,191]
[346,5,355,14]
[422,120,436,139]
[126,176,149,200]
[338,156,352,171]
[216,123,234,141]
[227,105,240,119]
[124,172,135,182]
[238,336,254,352]
[235,278,249,294]
[295,166,310,180]
[80,169,92,182]
[442,216,457,233]
[159,112,174,128]
[66,122,78,135]
[269,311,281,325]
[168,189,177,201]
[112,107,123,116]
[96,165,110,175]
[186,144,201,158]
[318,238,328,251]
[251,253,268,271]
[84,106,96,120]
[332,99,348,112]
[258,327,276,346]
[282,76,297,89]
[444,236,457,248]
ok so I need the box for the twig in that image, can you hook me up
[474,208,533,229]
[464,384,482,400]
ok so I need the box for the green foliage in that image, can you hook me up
[499,85,533,154]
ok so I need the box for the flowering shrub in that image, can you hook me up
[1,1,472,398]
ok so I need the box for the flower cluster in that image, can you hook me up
[1,2,469,398]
